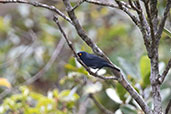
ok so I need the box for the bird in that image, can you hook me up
[77,51,120,73]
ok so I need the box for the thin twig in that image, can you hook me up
[23,38,65,85]
[128,0,140,12]
[143,0,155,43]
[82,0,141,45]
[77,96,89,114]
[117,0,132,9]
[156,0,171,41]
[85,0,120,9]
[62,1,152,113]
[165,99,171,114]
[134,0,152,57]
[87,0,139,26]
[63,0,120,73]
[158,58,171,84]
[0,30,36,69]
[84,0,140,26]
[115,0,140,27]
[53,15,118,81]
[89,94,113,114]
[72,0,86,11]
[0,0,72,24]
[0,37,65,100]
[149,0,158,32]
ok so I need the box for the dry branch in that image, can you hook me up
[0,35,65,100]
[62,0,152,113]
[89,94,113,114]
[53,15,118,81]
[158,59,171,84]
[0,0,72,24]
[156,0,171,41]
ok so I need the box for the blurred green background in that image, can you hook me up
[0,0,170,114]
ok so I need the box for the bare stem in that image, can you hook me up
[72,0,86,11]
[143,0,155,43]
[0,0,72,24]
[156,0,171,41]
[89,94,114,114]
[63,0,120,73]
[85,0,120,9]
[158,58,171,84]
[115,0,140,26]
[149,0,158,32]
[165,99,171,114]
[128,0,140,12]
[0,36,65,100]
[62,0,152,113]
[134,0,151,56]
[53,15,118,81]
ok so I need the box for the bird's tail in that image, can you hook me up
[107,63,120,72]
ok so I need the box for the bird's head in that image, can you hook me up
[77,51,87,58]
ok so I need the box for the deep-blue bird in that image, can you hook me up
[77,51,118,71]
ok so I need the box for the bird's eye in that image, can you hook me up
[79,53,82,56]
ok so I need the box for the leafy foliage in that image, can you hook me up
[139,55,151,89]
[0,86,79,114]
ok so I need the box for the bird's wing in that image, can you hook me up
[86,54,108,65]
[88,54,114,67]
[86,54,104,61]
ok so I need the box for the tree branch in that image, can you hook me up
[84,0,141,33]
[149,0,158,32]
[0,35,65,100]
[156,0,171,41]
[117,73,153,114]
[143,0,155,43]
[115,0,132,9]
[0,0,72,24]
[62,1,152,113]
[165,99,171,114]
[62,0,120,73]
[85,0,120,9]
[115,0,140,27]
[89,94,114,114]
[158,58,171,84]
[140,1,163,113]
[72,0,86,11]
[128,0,140,12]
[134,0,151,56]
[53,15,118,81]
[77,96,89,114]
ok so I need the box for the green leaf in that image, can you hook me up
[120,104,137,114]
[69,57,77,66]
[116,83,127,102]
[77,67,88,75]
[163,27,171,38]
[65,64,77,71]
[53,89,59,98]
[65,64,88,75]
[30,92,45,100]
[24,107,39,114]
[0,17,10,33]
[139,55,151,88]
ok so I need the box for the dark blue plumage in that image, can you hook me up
[77,51,115,70]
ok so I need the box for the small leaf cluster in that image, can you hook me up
[0,86,79,114]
